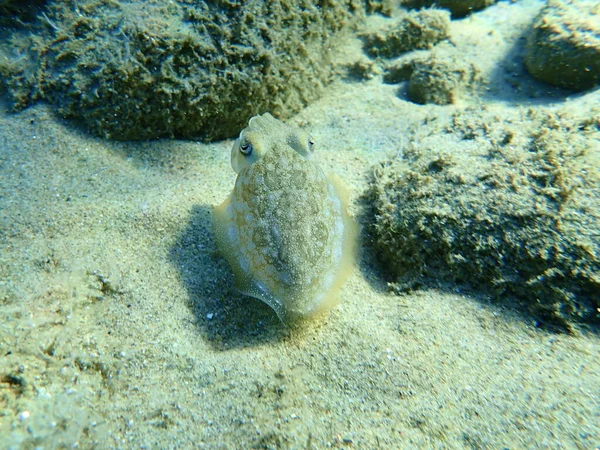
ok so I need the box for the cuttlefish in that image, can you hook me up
[212,113,356,323]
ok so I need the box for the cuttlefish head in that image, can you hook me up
[231,113,315,174]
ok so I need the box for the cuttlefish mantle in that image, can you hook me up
[212,113,357,323]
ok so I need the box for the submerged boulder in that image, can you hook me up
[362,8,450,58]
[0,0,371,141]
[368,107,600,330]
[525,0,600,91]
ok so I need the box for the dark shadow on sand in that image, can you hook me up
[354,195,392,297]
[169,204,289,350]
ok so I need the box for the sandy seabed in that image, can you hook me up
[1,0,599,448]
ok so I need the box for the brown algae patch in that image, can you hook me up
[368,107,600,330]
[361,8,451,58]
[212,113,357,323]
[525,0,600,91]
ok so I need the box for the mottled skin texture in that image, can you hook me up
[212,113,355,322]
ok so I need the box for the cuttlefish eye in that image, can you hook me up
[240,141,253,155]
[308,135,315,152]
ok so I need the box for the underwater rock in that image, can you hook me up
[524,0,600,91]
[212,113,356,323]
[0,0,368,141]
[407,51,480,104]
[382,53,423,84]
[368,107,600,330]
[362,9,450,58]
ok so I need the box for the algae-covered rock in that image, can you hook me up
[407,52,479,104]
[0,0,367,141]
[0,31,39,108]
[345,58,380,81]
[524,0,600,91]
[368,107,600,329]
[362,9,450,58]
